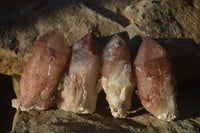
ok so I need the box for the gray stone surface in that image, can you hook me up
[0,0,200,132]
[12,84,200,133]
[0,0,126,75]
[0,0,200,82]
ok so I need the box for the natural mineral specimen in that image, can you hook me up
[12,28,70,111]
[101,35,136,118]
[134,37,178,121]
[57,34,99,114]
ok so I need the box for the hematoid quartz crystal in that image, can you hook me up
[56,34,100,114]
[11,28,178,121]
[134,37,178,121]
[101,35,136,118]
[12,28,70,111]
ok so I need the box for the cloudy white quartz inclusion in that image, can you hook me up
[12,28,70,111]
[134,37,178,121]
[101,35,136,118]
[57,34,99,114]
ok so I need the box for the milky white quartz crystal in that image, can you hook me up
[57,34,99,114]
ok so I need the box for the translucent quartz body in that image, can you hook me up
[101,35,136,118]
[12,28,70,111]
[57,34,99,114]
[134,37,178,121]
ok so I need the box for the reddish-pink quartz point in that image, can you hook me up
[57,34,99,114]
[12,28,70,111]
[73,34,97,54]
[101,35,136,118]
[134,37,178,121]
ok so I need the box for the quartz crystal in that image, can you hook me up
[12,28,70,111]
[134,37,178,121]
[101,35,136,118]
[57,34,99,114]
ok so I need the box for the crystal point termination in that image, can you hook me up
[101,35,136,118]
[12,28,70,111]
[134,37,178,121]
[57,34,100,114]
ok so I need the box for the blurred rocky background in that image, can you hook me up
[0,0,199,132]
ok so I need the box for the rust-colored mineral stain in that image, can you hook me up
[134,37,178,121]
[101,35,136,118]
[12,28,70,111]
[57,34,100,114]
